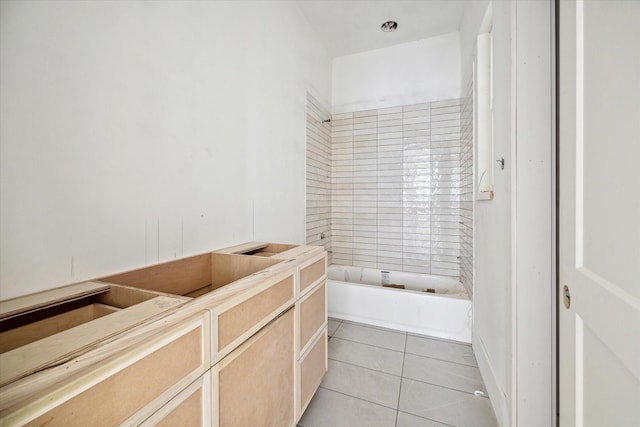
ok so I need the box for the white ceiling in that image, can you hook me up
[296,0,467,58]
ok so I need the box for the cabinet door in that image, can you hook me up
[212,308,295,427]
[5,312,210,427]
[298,327,327,416]
[298,254,326,297]
[211,273,295,363]
[297,281,326,356]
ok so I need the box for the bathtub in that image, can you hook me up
[327,265,472,343]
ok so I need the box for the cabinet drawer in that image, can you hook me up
[298,281,326,355]
[299,255,326,296]
[212,273,294,362]
[299,327,327,415]
[7,312,210,427]
[140,374,211,427]
[213,308,295,427]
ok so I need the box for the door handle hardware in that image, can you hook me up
[563,285,571,309]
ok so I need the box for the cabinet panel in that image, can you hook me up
[298,281,326,355]
[214,309,295,427]
[9,313,209,427]
[215,274,294,359]
[140,374,211,427]
[299,256,326,295]
[299,328,327,415]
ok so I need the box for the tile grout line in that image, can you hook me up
[395,331,408,427]
[330,334,406,353]
[403,349,479,368]
[316,385,401,413]
[400,374,490,399]
[396,410,457,427]
[327,357,402,379]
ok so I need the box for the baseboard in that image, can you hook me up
[473,334,510,427]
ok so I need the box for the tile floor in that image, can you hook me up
[299,319,498,427]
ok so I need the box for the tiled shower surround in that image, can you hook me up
[306,95,474,285]
[330,99,464,278]
[460,83,474,296]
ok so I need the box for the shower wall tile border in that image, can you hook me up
[306,93,332,260]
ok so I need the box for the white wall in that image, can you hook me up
[332,32,460,113]
[514,1,555,425]
[463,1,556,427]
[459,0,491,93]
[0,0,331,299]
[461,1,514,426]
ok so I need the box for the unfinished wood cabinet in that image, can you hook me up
[2,311,210,426]
[0,283,188,387]
[0,242,327,427]
[212,308,295,427]
[100,252,296,364]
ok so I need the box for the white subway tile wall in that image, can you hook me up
[328,98,465,279]
[306,94,332,258]
[305,95,472,281]
[460,81,474,297]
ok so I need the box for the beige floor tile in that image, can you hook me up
[399,379,498,427]
[333,322,406,352]
[299,387,396,427]
[403,353,486,394]
[321,359,402,409]
[405,335,477,367]
[329,337,404,376]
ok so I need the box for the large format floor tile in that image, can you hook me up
[299,387,397,427]
[398,379,498,427]
[333,322,407,352]
[402,353,486,394]
[301,320,498,427]
[329,337,405,376]
[396,411,452,427]
[321,359,402,409]
[405,335,477,367]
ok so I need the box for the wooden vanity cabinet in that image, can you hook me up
[0,243,327,427]
[2,311,210,426]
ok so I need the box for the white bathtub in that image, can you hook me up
[327,265,472,343]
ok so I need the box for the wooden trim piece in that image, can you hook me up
[0,296,186,386]
[210,253,281,289]
[271,245,325,262]
[216,275,295,356]
[298,282,326,356]
[299,255,327,295]
[101,254,212,296]
[299,328,327,415]
[96,284,187,308]
[139,373,211,427]
[0,282,110,321]
[3,312,208,426]
[0,304,119,354]
[213,242,269,255]
[215,309,295,427]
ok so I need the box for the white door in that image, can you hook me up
[559,1,640,426]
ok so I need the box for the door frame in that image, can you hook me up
[512,0,557,426]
